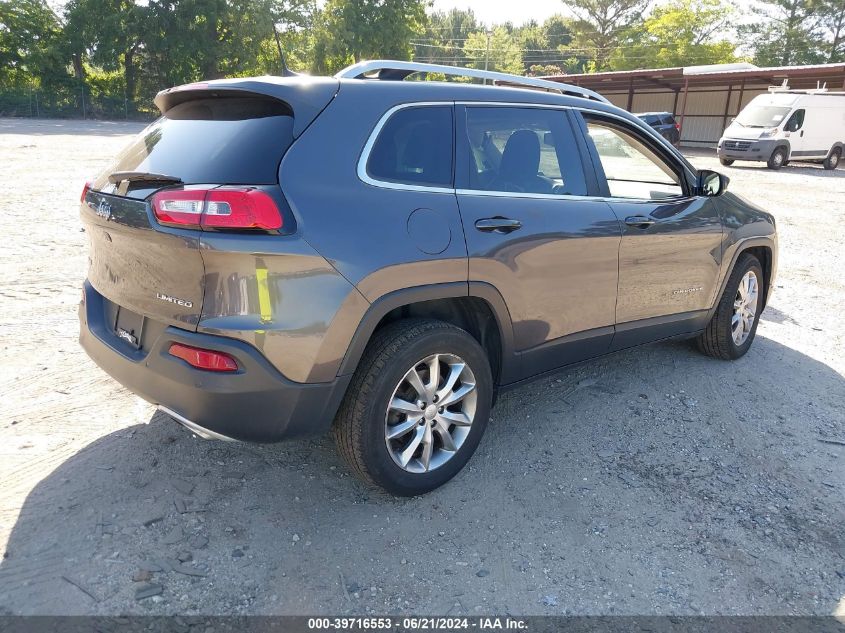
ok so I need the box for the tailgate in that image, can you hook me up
[82,189,205,329]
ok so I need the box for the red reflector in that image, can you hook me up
[169,343,239,372]
[81,181,91,203]
[675,123,681,130]
[151,187,282,230]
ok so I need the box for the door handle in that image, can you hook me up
[624,215,656,228]
[800,130,804,137]
[475,217,523,233]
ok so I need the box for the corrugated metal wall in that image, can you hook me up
[598,85,770,147]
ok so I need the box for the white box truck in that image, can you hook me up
[717,87,845,170]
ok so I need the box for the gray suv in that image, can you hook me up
[79,60,778,495]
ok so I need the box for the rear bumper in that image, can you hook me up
[79,281,350,442]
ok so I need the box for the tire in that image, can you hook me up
[823,148,841,170]
[719,157,734,166]
[696,254,764,360]
[333,318,493,496]
[767,146,787,170]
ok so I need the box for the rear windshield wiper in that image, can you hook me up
[108,171,183,185]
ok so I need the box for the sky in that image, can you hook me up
[431,0,567,27]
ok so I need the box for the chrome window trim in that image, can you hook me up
[453,188,693,205]
[454,189,606,202]
[357,100,695,202]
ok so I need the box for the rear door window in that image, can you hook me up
[93,96,295,191]
[366,105,454,187]
[463,106,587,196]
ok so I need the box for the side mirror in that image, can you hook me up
[543,131,554,146]
[698,169,729,197]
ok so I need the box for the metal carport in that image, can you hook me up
[544,62,845,148]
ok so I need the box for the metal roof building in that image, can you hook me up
[545,62,845,147]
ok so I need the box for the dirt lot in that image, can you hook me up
[0,118,843,616]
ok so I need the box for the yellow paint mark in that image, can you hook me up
[256,267,272,324]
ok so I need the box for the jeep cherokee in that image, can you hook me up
[79,61,778,495]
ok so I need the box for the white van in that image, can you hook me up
[717,88,845,170]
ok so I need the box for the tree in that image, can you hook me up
[462,27,523,75]
[820,0,845,61]
[742,0,827,66]
[63,0,147,102]
[0,0,68,88]
[312,0,428,73]
[567,0,650,70]
[608,0,737,70]
[415,8,479,66]
[527,63,565,76]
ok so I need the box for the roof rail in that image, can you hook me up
[335,60,611,104]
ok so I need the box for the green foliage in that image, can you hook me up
[414,8,478,66]
[516,15,580,73]
[311,0,428,74]
[462,27,523,75]
[740,0,828,66]
[568,0,651,70]
[608,0,737,70]
[1,0,843,119]
[527,64,565,77]
[0,0,69,89]
[821,0,845,61]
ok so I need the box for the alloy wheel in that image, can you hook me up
[384,353,477,474]
[732,270,759,346]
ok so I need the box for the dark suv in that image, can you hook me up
[636,111,681,146]
[79,61,777,495]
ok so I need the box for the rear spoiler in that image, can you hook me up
[154,76,339,138]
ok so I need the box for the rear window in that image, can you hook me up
[366,106,453,188]
[93,96,294,190]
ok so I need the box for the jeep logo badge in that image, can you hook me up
[95,200,112,220]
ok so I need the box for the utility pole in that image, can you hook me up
[483,29,491,84]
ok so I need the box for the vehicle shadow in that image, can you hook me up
[1,335,843,616]
[725,163,845,176]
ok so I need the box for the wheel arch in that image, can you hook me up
[709,237,776,320]
[774,140,791,158]
[336,282,518,386]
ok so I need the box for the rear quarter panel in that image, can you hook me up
[197,232,369,384]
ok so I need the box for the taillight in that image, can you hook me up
[169,343,239,372]
[151,187,282,231]
[80,181,91,203]
[152,189,206,226]
[675,122,681,130]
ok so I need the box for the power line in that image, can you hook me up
[410,39,750,54]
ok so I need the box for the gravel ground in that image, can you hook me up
[0,118,843,617]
